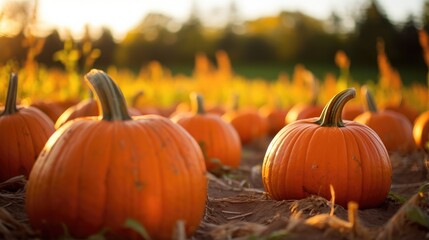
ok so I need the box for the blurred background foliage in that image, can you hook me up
[0,0,428,84]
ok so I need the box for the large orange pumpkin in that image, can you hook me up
[172,93,241,171]
[0,73,55,181]
[26,70,207,239]
[354,87,415,153]
[262,88,391,209]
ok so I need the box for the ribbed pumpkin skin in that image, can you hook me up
[26,70,207,240]
[26,115,207,239]
[263,118,391,209]
[173,113,241,170]
[354,110,415,153]
[263,88,392,209]
[0,107,55,181]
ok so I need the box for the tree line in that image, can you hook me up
[0,0,428,76]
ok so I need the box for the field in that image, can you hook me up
[0,142,428,239]
[1,44,429,239]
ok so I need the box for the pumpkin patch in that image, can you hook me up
[1,8,429,238]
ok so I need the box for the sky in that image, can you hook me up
[0,0,426,40]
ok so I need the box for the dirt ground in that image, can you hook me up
[0,137,428,240]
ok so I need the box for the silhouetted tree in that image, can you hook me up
[398,16,426,67]
[93,27,117,68]
[36,30,63,68]
[350,0,399,66]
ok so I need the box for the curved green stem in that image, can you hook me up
[316,88,356,127]
[84,69,132,121]
[191,92,205,114]
[1,73,19,116]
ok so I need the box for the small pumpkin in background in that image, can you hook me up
[262,88,391,209]
[222,94,269,146]
[172,92,241,171]
[342,104,364,120]
[54,97,98,128]
[259,103,290,137]
[0,73,55,181]
[354,86,415,153]
[26,69,207,239]
[383,98,420,125]
[30,100,66,122]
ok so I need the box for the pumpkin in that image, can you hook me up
[54,98,98,128]
[30,100,65,122]
[172,93,241,171]
[262,88,391,209]
[222,95,269,145]
[26,69,207,239]
[0,73,55,181]
[259,104,290,136]
[354,87,415,153]
[383,98,420,125]
[284,103,323,125]
[413,111,429,151]
[342,104,364,120]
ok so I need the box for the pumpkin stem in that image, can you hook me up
[84,69,132,121]
[361,86,378,113]
[131,90,144,107]
[316,88,356,127]
[1,73,19,116]
[191,92,205,114]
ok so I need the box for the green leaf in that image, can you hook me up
[123,218,152,240]
[406,205,429,229]
[388,191,407,204]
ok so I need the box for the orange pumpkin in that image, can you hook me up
[354,87,415,153]
[26,70,207,239]
[0,73,55,181]
[222,95,268,145]
[30,100,65,122]
[383,99,420,125]
[259,104,290,136]
[172,93,241,170]
[54,98,98,128]
[262,88,391,209]
[342,104,364,120]
[284,103,323,125]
